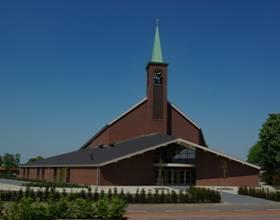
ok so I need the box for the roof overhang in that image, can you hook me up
[99,138,260,170]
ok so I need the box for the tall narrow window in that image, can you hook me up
[54,168,57,182]
[36,168,40,179]
[27,168,30,178]
[41,168,45,180]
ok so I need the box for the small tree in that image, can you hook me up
[27,156,44,163]
[247,142,262,165]
[2,153,20,172]
[256,113,280,184]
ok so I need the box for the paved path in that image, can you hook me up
[126,211,280,219]
[126,192,280,219]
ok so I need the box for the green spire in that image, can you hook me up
[151,19,163,63]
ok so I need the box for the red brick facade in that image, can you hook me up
[196,149,259,186]
[100,151,154,185]
[69,168,98,185]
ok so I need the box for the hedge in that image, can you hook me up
[238,186,280,201]
[0,197,126,220]
[0,186,221,203]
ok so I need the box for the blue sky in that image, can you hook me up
[0,0,279,163]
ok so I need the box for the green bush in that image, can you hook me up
[0,186,221,205]
[139,189,146,203]
[189,187,221,203]
[107,197,127,218]
[2,197,126,220]
[170,190,178,203]
[3,198,51,220]
[95,196,127,219]
[67,198,96,219]
[0,201,4,218]
[125,191,133,203]
[48,197,69,219]
[95,197,110,219]
[239,186,280,201]
[133,188,140,203]
[146,190,153,203]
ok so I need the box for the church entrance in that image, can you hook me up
[154,167,195,186]
[153,143,196,185]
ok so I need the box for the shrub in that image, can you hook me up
[67,198,96,219]
[93,187,99,201]
[107,188,113,199]
[153,189,160,203]
[170,190,178,203]
[86,186,92,200]
[95,196,110,219]
[159,189,165,203]
[239,186,280,202]
[78,189,87,200]
[139,189,146,203]
[1,196,127,220]
[189,187,221,203]
[125,191,133,203]
[0,201,4,217]
[133,188,140,203]
[107,197,127,219]
[119,188,125,200]
[113,187,118,197]
[146,190,153,203]
[4,198,51,220]
[48,197,69,219]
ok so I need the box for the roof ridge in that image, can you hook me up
[80,97,147,149]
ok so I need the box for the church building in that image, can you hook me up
[19,24,260,186]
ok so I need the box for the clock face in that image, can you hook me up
[153,69,162,84]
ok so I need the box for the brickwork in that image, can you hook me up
[69,168,97,185]
[169,104,201,145]
[89,101,148,147]
[100,151,154,185]
[196,149,259,186]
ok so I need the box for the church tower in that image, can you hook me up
[146,22,168,134]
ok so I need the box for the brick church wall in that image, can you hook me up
[100,151,154,185]
[196,149,259,186]
[89,101,148,147]
[168,105,201,145]
[69,168,98,185]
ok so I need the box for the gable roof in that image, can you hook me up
[21,133,260,170]
[21,133,176,168]
[81,98,202,149]
[168,101,200,129]
[80,98,147,149]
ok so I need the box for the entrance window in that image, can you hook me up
[154,144,196,164]
[154,167,195,186]
[179,170,185,184]
[167,170,172,184]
